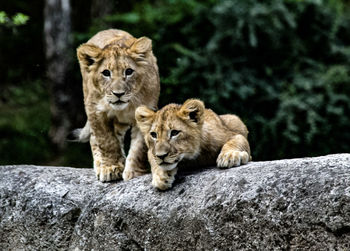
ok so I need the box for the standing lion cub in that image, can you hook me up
[72,29,160,182]
[135,99,251,190]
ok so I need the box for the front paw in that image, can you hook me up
[217,150,249,168]
[152,173,175,190]
[95,164,124,182]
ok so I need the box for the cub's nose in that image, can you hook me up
[112,91,125,98]
[156,153,168,160]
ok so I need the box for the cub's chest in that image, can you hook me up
[107,107,136,125]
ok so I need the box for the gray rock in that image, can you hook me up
[1,154,350,250]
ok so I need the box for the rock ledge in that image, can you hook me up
[1,154,350,250]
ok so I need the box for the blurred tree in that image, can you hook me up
[44,0,74,150]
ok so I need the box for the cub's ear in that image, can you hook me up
[177,99,205,125]
[135,106,156,135]
[77,44,102,69]
[129,37,152,58]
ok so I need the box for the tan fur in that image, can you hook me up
[77,29,160,182]
[135,99,251,190]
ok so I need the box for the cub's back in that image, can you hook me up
[202,109,248,137]
[219,114,249,138]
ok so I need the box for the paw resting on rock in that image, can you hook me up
[152,173,175,190]
[216,150,249,168]
[95,164,123,182]
[122,167,146,181]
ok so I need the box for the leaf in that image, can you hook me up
[0,11,8,24]
[12,13,29,26]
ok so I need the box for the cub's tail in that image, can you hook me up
[66,121,90,143]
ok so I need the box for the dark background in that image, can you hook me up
[1,0,349,168]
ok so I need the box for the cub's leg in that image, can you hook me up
[122,126,149,181]
[217,134,251,168]
[88,113,125,182]
[148,151,178,190]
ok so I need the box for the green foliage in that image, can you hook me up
[0,81,51,164]
[0,11,29,26]
[269,65,350,158]
[0,11,6,23]
[0,80,93,167]
[12,13,29,25]
[99,0,350,160]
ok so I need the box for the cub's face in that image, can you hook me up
[136,99,205,170]
[93,53,138,110]
[77,37,153,111]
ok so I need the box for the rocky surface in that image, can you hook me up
[0,154,350,250]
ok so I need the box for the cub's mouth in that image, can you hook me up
[111,100,128,105]
[109,99,129,110]
[159,160,178,165]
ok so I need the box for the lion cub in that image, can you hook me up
[135,99,251,190]
[73,29,160,182]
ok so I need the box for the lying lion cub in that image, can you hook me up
[135,99,251,190]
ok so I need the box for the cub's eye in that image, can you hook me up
[125,68,134,76]
[102,69,111,77]
[150,132,157,139]
[170,130,180,138]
